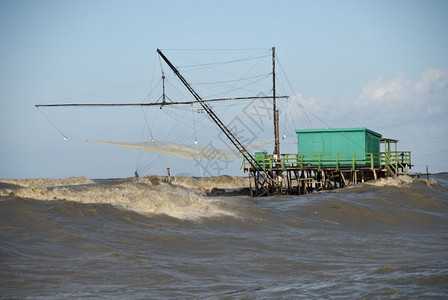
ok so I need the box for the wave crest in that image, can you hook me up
[2,180,235,220]
[365,175,436,187]
[0,176,94,188]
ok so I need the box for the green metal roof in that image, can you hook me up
[295,127,382,138]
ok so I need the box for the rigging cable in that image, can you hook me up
[171,50,270,81]
[191,73,271,86]
[164,49,269,68]
[141,54,159,104]
[136,106,156,173]
[191,104,198,145]
[36,107,68,140]
[277,56,313,129]
[221,52,271,97]
[205,73,272,99]
[178,55,269,68]
[136,54,159,173]
[191,103,204,181]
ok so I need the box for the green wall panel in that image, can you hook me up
[295,127,382,155]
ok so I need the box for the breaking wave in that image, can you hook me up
[0,176,244,220]
[0,176,94,188]
[365,175,437,187]
[1,174,447,226]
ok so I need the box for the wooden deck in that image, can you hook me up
[243,152,411,196]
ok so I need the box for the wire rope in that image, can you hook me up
[191,73,271,86]
[277,56,313,129]
[36,107,68,139]
[178,55,269,68]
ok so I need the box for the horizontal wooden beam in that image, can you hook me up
[35,96,289,108]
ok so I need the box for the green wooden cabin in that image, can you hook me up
[295,127,382,166]
[243,127,410,173]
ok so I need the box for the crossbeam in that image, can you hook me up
[35,96,288,108]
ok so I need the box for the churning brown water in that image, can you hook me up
[1,174,447,298]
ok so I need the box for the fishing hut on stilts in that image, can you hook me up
[36,47,412,197]
[243,129,412,196]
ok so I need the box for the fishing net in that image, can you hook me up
[73,138,272,161]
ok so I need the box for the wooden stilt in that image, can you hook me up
[340,172,346,188]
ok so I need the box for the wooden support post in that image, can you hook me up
[340,171,346,188]
[329,171,334,189]
[294,170,300,194]
[302,171,307,194]
[286,171,291,194]
[249,171,253,197]
[255,171,259,196]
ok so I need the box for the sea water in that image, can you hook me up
[1,174,447,298]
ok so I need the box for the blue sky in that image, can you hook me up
[1,0,447,178]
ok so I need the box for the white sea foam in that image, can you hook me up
[1,179,236,220]
[169,175,249,189]
[366,175,437,187]
[366,175,415,187]
[0,176,94,188]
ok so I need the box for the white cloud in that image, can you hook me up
[357,68,448,119]
[358,72,412,107]
[354,69,448,172]
[285,69,448,172]
[415,68,448,93]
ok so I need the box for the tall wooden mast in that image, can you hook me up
[272,47,280,155]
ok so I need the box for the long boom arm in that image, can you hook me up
[156,49,273,193]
